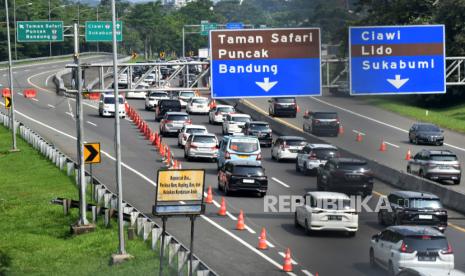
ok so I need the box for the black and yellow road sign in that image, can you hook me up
[131,52,138,59]
[159,51,165,58]
[84,142,101,164]
[4,96,11,109]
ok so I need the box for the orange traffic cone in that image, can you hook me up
[236,210,245,230]
[218,197,227,216]
[257,228,268,250]
[405,148,412,160]
[296,105,301,113]
[282,248,293,272]
[166,148,171,165]
[205,186,213,204]
[339,125,344,135]
[304,109,309,117]
[172,160,177,169]
[160,144,165,159]
[356,132,363,142]
[379,140,387,152]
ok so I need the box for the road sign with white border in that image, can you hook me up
[209,28,321,99]
[16,21,64,42]
[349,25,446,95]
[85,21,123,42]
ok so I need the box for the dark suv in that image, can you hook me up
[378,191,448,232]
[317,158,373,197]
[218,160,268,197]
[242,121,273,147]
[408,123,444,146]
[303,111,340,136]
[155,99,182,121]
[268,97,297,117]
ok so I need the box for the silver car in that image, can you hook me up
[296,143,338,175]
[184,133,219,161]
[407,149,461,184]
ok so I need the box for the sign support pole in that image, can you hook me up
[189,215,196,276]
[159,216,167,276]
[4,0,18,152]
[89,163,93,200]
[182,26,185,58]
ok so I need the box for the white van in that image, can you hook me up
[99,94,126,118]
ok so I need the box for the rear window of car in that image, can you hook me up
[430,155,458,161]
[406,198,442,209]
[229,139,259,153]
[192,98,208,104]
[313,148,338,159]
[193,136,217,144]
[314,113,338,119]
[160,100,180,107]
[167,115,189,121]
[417,125,440,132]
[249,124,270,131]
[231,116,251,123]
[186,128,206,134]
[275,98,295,103]
[180,92,195,98]
[284,139,307,146]
[149,92,168,97]
[403,236,448,252]
[338,162,368,171]
[217,107,234,113]
[104,97,124,104]
[233,166,264,176]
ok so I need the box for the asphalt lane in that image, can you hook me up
[2,60,465,275]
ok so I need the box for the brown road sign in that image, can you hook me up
[84,142,101,164]
[5,96,11,109]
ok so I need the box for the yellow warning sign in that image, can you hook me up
[84,142,101,164]
[5,96,11,109]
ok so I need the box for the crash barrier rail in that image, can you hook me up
[0,111,217,276]
[224,99,465,215]
[0,52,111,66]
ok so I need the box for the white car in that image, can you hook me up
[145,91,169,110]
[126,82,149,99]
[208,105,235,124]
[222,114,251,135]
[144,73,158,84]
[370,226,454,275]
[296,144,338,174]
[118,73,128,85]
[98,94,126,118]
[177,124,208,147]
[186,97,210,114]
[177,91,196,108]
[271,136,307,161]
[184,133,219,161]
[295,192,358,236]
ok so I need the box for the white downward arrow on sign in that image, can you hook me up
[255,77,278,92]
[387,75,409,89]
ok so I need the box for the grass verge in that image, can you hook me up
[367,97,465,134]
[0,126,169,275]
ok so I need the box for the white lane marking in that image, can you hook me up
[245,225,256,234]
[18,92,23,96]
[226,212,237,221]
[27,69,64,95]
[45,73,54,86]
[302,269,313,276]
[352,129,366,136]
[310,97,465,153]
[86,121,97,127]
[67,99,73,115]
[65,112,74,117]
[47,104,55,109]
[257,236,275,248]
[272,177,290,188]
[278,252,298,265]
[384,141,400,148]
[24,69,30,72]
[10,106,297,275]
[31,98,39,102]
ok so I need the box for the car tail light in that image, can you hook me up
[256,153,262,160]
[308,153,317,160]
[215,111,220,115]
[225,152,231,159]
[211,146,219,150]
[190,144,198,149]
[314,120,320,124]
[427,162,437,168]
[441,243,453,254]
[165,120,173,124]
[452,164,460,169]
[186,119,192,124]
[400,241,414,253]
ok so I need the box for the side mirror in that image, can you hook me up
[372,234,379,241]
[295,198,301,204]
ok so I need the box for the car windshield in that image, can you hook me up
[232,116,250,123]
[193,136,217,144]
[338,162,369,171]
[430,155,458,161]
[149,92,167,97]
[313,149,338,159]
[180,92,195,98]
[229,139,259,153]
[217,107,234,113]
[284,140,307,146]
[406,199,443,209]
[418,125,440,132]
[403,236,448,252]
[186,128,206,134]
[192,98,208,104]
[249,124,270,131]
[104,97,124,104]
[233,166,264,176]
[167,115,188,121]
[275,98,295,103]
[314,113,338,119]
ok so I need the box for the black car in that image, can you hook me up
[155,99,182,121]
[409,123,444,146]
[242,121,273,147]
[268,97,297,117]
[378,191,448,232]
[303,111,340,136]
[218,160,268,197]
[317,158,373,197]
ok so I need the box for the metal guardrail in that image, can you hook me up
[0,52,111,66]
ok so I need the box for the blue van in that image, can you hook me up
[217,135,262,170]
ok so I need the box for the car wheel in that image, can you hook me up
[184,150,187,158]
[409,136,413,143]
[419,170,426,179]
[295,162,301,172]
[294,212,299,228]
[304,219,311,235]
[303,124,307,132]
[259,192,266,198]
[369,248,376,268]
[454,178,461,185]
[347,231,356,237]
[209,117,212,124]
[388,261,395,276]
[406,166,411,174]
[414,137,419,145]
[224,184,230,196]
[437,141,443,146]
[303,163,309,175]
[218,177,223,191]
[145,106,149,111]
[377,211,386,226]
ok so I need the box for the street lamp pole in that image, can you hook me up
[49,0,52,56]
[5,0,18,150]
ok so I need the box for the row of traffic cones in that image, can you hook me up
[351,129,412,160]
[205,187,297,272]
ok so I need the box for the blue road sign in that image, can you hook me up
[349,25,446,95]
[226,22,244,29]
[209,28,321,99]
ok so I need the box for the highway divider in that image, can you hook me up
[0,111,217,276]
[225,99,465,215]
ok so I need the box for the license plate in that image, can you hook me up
[238,155,249,159]
[197,105,204,108]
[198,147,209,151]
[419,214,433,220]
[243,179,255,184]
[328,215,342,221]
[418,256,436,262]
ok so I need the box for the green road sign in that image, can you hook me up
[85,21,123,42]
[16,21,64,42]
[201,23,217,36]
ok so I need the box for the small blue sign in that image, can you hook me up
[226,22,244,29]
[349,25,446,95]
[210,28,321,99]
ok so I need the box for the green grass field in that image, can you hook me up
[367,97,465,134]
[0,126,167,275]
